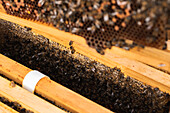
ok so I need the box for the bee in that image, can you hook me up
[66,11,73,18]
[104,13,109,22]
[94,20,101,29]
[87,24,96,33]
[38,0,45,7]
[10,81,16,87]
[105,41,112,49]
[71,49,75,54]
[24,26,32,31]
[117,0,128,6]
[123,46,130,50]
[55,1,62,5]
[69,40,73,46]
[70,46,75,54]
[71,28,80,33]
[162,43,167,50]
[75,19,83,27]
[82,14,88,22]
[145,36,156,44]
[68,40,76,54]
[2,0,169,54]
[137,21,142,26]
[96,47,105,55]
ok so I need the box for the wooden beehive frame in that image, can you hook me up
[0,54,113,113]
[0,11,169,93]
[0,74,66,113]
[167,40,170,51]
[0,4,170,112]
[0,101,19,113]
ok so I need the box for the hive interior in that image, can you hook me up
[1,0,170,54]
[0,74,72,113]
[0,95,33,113]
[0,19,169,113]
[0,75,34,113]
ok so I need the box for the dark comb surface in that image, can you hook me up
[0,19,170,113]
[1,0,170,54]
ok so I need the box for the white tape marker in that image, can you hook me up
[22,70,49,93]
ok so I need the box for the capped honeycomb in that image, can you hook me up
[1,0,170,54]
[0,19,169,113]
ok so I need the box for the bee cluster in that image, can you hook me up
[1,0,170,54]
[69,40,76,54]
[0,19,169,113]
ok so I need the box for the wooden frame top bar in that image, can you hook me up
[108,46,170,72]
[0,54,113,113]
[0,2,5,13]
[167,40,170,51]
[0,76,66,113]
[0,12,169,94]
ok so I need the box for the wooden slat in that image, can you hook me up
[0,54,113,113]
[0,76,66,113]
[109,46,170,72]
[0,2,5,13]
[166,24,170,51]
[0,12,169,94]
[0,101,18,113]
[167,40,170,51]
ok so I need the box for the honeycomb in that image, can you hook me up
[0,19,170,113]
[0,0,169,54]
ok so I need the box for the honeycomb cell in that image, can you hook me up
[1,0,169,53]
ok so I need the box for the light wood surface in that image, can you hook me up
[0,102,18,113]
[0,12,169,94]
[166,25,170,51]
[167,25,170,39]
[0,76,66,113]
[0,2,5,13]
[109,46,170,72]
[167,40,170,51]
[0,54,113,113]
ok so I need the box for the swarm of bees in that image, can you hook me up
[1,0,170,54]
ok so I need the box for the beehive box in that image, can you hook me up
[0,0,170,113]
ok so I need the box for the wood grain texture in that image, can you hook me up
[167,40,170,51]
[0,102,18,113]
[0,54,113,113]
[109,46,170,72]
[0,76,66,113]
